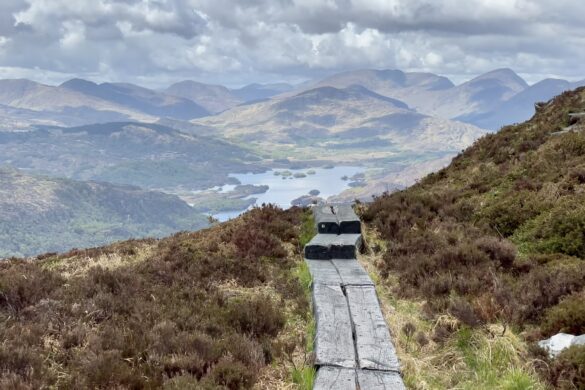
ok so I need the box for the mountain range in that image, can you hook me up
[1,68,584,255]
[308,68,585,130]
[1,68,582,133]
[195,84,484,153]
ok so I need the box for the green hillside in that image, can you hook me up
[0,206,313,389]
[362,87,585,388]
[0,167,210,258]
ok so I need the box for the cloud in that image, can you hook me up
[0,0,583,87]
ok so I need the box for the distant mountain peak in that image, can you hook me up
[60,78,98,89]
[292,85,408,109]
[470,68,528,90]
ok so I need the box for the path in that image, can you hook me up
[305,205,406,389]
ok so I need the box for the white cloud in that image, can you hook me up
[60,20,85,49]
[0,0,583,87]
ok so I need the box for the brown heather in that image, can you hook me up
[361,87,585,387]
[0,205,309,389]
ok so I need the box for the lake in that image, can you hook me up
[212,166,363,221]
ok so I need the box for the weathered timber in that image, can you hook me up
[330,234,362,259]
[335,204,362,234]
[313,366,356,390]
[331,259,373,286]
[313,284,356,368]
[357,370,406,390]
[305,234,336,260]
[314,206,340,234]
[304,234,361,260]
[346,286,400,372]
[305,259,373,286]
[305,259,342,285]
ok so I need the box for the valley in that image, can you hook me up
[1,68,584,256]
[0,167,209,258]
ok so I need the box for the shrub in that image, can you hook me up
[0,261,63,313]
[476,236,516,269]
[541,292,585,336]
[548,346,585,389]
[0,205,308,389]
[208,358,256,390]
[226,294,285,338]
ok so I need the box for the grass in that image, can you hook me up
[357,221,547,390]
[298,211,317,249]
[290,210,316,390]
[291,366,316,390]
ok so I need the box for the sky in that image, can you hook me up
[0,0,584,88]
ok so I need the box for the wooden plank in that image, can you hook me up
[314,366,356,390]
[357,370,406,390]
[332,259,373,286]
[335,204,362,234]
[305,259,342,286]
[305,234,361,260]
[305,234,337,260]
[346,286,400,372]
[314,206,340,234]
[330,234,361,259]
[313,284,356,368]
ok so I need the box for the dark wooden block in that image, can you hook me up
[335,204,362,234]
[329,234,361,259]
[314,206,340,234]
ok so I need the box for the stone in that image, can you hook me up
[538,333,585,357]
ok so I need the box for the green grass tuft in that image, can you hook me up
[291,366,316,390]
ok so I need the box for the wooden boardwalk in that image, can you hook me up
[305,205,405,390]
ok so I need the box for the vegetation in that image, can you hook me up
[0,205,311,389]
[0,122,261,191]
[0,167,209,258]
[361,87,585,388]
[290,213,317,390]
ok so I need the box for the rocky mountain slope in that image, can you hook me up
[61,79,209,120]
[0,79,210,129]
[230,82,294,102]
[165,81,295,113]
[0,122,260,190]
[0,167,210,257]
[460,78,585,130]
[362,87,585,388]
[165,80,242,113]
[195,84,485,154]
